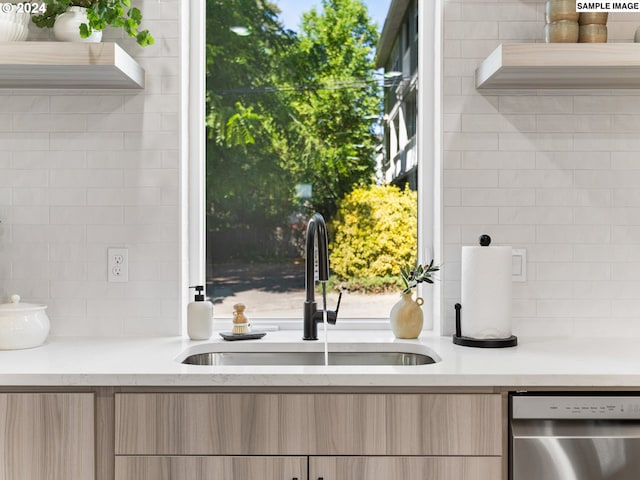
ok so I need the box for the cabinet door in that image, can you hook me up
[115,456,307,480]
[309,456,502,480]
[115,393,501,456]
[0,393,94,480]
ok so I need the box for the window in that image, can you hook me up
[193,0,438,329]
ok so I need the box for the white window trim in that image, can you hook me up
[183,1,443,333]
[417,0,443,334]
[181,0,206,334]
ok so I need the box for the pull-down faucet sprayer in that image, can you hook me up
[303,213,341,340]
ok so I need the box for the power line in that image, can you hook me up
[211,77,398,95]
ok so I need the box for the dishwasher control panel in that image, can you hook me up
[513,396,640,420]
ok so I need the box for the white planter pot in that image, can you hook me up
[0,9,30,41]
[53,6,102,42]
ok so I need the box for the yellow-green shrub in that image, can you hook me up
[329,184,417,284]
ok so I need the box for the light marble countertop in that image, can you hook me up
[0,330,638,387]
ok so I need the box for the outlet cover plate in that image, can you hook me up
[108,247,128,283]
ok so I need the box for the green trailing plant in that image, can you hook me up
[400,260,440,295]
[32,0,154,46]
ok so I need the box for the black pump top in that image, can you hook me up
[190,285,205,301]
[479,234,491,247]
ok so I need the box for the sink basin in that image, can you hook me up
[183,351,436,366]
[180,344,439,366]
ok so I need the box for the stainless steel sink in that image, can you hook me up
[182,351,437,366]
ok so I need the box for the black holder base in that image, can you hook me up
[219,331,266,341]
[452,335,517,348]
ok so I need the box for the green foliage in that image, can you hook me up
[283,0,381,218]
[205,0,296,233]
[326,275,403,294]
[329,184,417,283]
[32,0,154,46]
[401,260,440,294]
[205,0,382,255]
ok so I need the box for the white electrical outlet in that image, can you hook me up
[108,247,129,283]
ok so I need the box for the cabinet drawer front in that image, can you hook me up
[310,456,502,480]
[115,393,501,456]
[115,456,307,480]
[0,393,95,480]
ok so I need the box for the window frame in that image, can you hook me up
[183,0,442,333]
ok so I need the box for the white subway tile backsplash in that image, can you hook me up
[445,170,498,188]
[0,133,49,151]
[444,132,498,150]
[445,21,499,39]
[535,225,611,244]
[499,132,573,151]
[0,1,180,336]
[50,132,125,151]
[462,151,535,169]
[443,94,499,114]
[611,151,640,169]
[499,206,572,225]
[50,206,124,225]
[499,95,573,114]
[13,114,87,132]
[12,151,87,169]
[49,169,123,188]
[499,170,572,188]
[574,133,640,152]
[574,95,640,114]
[0,170,48,187]
[446,206,499,225]
[461,188,535,206]
[574,245,640,263]
[537,299,611,318]
[536,262,611,281]
[498,21,541,40]
[86,113,162,132]
[50,95,124,114]
[535,188,611,207]
[535,151,610,170]
[88,150,164,169]
[460,224,536,244]
[0,96,49,113]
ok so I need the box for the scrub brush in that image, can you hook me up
[232,303,251,334]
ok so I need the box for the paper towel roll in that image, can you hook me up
[460,245,512,339]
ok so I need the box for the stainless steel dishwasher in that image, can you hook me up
[511,394,640,479]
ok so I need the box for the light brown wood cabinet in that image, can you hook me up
[115,456,307,480]
[0,392,95,480]
[114,392,503,480]
[115,393,501,456]
[310,456,502,480]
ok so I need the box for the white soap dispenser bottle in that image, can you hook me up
[187,285,213,340]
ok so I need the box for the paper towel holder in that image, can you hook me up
[452,234,518,348]
[453,303,517,348]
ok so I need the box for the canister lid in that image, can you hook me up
[0,294,47,313]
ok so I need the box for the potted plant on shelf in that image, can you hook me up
[32,0,154,46]
[390,260,440,339]
[0,3,31,41]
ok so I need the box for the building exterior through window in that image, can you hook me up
[376,0,419,190]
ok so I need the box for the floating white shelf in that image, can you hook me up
[0,41,145,89]
[476,43,640,89]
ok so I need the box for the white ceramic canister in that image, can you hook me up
[0,294,50,349]
[53,6,102,42]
